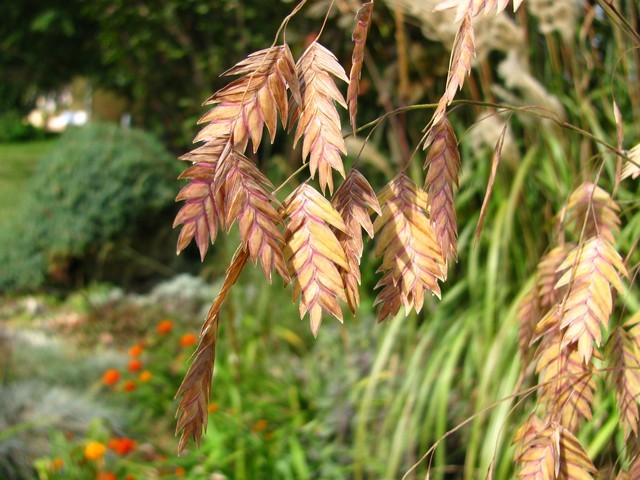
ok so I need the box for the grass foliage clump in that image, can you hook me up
[0,124,181,291]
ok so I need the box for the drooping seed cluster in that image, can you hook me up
[515,183,631,479]
[173,17,465,451]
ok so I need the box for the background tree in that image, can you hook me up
[0,0,100,112]
[1,0,299,149]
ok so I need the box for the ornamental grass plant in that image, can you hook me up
[170,0,640,478]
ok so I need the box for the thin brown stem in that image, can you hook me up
[595,0,640,45]
[314,0,336,43]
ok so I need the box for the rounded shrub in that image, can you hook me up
[0,124,186,291]
[0,110,44,143]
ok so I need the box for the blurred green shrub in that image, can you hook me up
[0,110,44,142]
[0,123,184,291]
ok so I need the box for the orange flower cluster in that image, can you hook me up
[128,344,144,357]
[102,369,120,386]
[156,319,173,334]
[251,419,268,433]
[108,437,137,455]
[179,332,197,347]
[121,342,147,390]
[128,358,143,372]
[97,472,117,480]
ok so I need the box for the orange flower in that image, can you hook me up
[107,437,119,451]
[84,441,106,461]
[156,319,173,334]
[128,359,143,372]
[124,475,136,480]
[174,466,186,476]
[51,458,64,470]
[97,473,117,480]
[123,380,136,392]
[102,369,120,386]
[108,437,137,455]
[139,370,152,382]
[251,419,268,433]
[129,344,144,357]
[207,402,218,413]
[179,332,198,347]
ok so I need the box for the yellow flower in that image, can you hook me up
[84,441,106,461]
[139,370,152,382]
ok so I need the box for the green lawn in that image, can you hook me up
[0,140,55,224]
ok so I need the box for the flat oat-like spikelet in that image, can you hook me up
[196,45,300,152]
[536,243,575,310]
[175,247,249,454]
[556,425,597,479]
[435,0,524,22]
[513,415,543,460]
[332,170,381,314]
[423,118,462,264]
[517,244,574,360]
[347,1,374,134]
[623,451,640,480]
[516,421,596,480]
[564,182,621,244]
[516,287,541,361]
[518,243,575,362]
[174,139,229,260]
[432,13,475,125]
[281,184,349,336]
[373,174,446,322]
[606,313,640,438]
[290,42,349,194]
[214,149,289,283]
[621,143,640,180]
[554,236,628,363]
[515,420,560,480]
[535,332,596,432]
